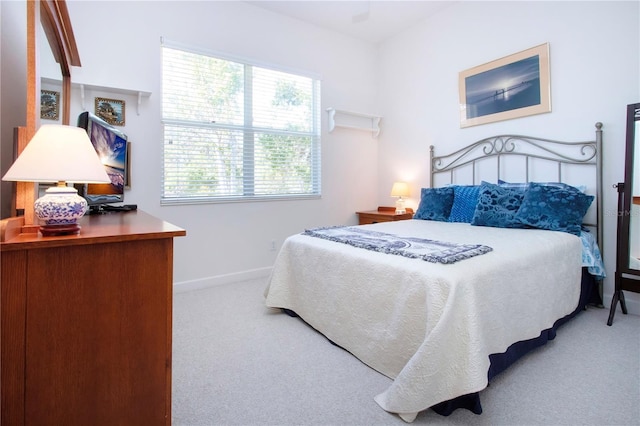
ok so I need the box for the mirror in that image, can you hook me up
[39,0,81,125]
[610,102,640,325]
[621,103,640,273]
[9,0,80,223]
[39,13,62,122]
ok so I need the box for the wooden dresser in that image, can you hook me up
[1,211,185,425]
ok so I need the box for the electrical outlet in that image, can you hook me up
[270,240,276,251]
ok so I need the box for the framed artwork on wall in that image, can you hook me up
[40,90,60,121]
[95,97,126,126]
[459,43,551,128]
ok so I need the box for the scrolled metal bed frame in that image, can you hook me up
[429,122,603,250]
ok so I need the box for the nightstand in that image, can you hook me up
[356,206,414,225]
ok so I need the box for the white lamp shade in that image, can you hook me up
[2,124,111,184]
[390,181,410,198]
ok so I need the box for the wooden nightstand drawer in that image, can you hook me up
[356,206,414,225]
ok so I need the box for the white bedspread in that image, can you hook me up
[264,220,582,422]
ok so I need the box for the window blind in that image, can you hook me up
[161,41,321,204]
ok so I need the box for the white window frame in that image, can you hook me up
[160,38,322,205]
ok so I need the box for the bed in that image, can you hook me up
[264,123,605,422]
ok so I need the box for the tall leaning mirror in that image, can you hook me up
[10,0,81,225]
[609,102,640,325]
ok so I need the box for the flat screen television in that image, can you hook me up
[77,112,128,211]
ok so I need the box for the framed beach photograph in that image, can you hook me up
[95,97,126,126]
[459,43,551,128]
[40,90,60,121]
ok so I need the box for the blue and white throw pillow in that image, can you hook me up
[498,180,587,193]
[414,187,455,221]
[471,182,525,228]
[515,182,594,236]
[448,185,481,223]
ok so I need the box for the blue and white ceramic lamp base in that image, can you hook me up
[33,185,88,236]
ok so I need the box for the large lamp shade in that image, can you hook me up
[2,124,111,235]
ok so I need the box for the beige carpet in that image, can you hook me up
[172,278,640,426]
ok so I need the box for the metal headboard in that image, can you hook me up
[430,122,603,248]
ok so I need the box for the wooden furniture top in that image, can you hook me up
[0,210,186,251]
[357,206,414,216]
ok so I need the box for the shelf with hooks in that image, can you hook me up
[326,108,382,138]
[41,78,152,116]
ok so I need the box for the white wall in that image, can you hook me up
[3,1,639,313]
[57,1,380,289]
[377,1,640,312]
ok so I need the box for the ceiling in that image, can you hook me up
[245,1,454,44]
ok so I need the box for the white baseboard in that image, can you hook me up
[173,267,272,293]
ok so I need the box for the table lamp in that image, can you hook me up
[390,181,410,214]
[2,124,111,236]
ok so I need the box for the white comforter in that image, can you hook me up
[264,220,582,422]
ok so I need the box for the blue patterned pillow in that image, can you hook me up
[498,180,587,193]
[448,185,481,223]
[414,187,454,221]
[514,182,594,236]
[471,183,526,228]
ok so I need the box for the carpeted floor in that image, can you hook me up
[172,278,640,426]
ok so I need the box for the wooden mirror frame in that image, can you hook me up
[609,102,640,325]
[16,0,80,228]
[618,103,640,276]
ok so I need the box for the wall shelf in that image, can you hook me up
[41,77,152,115]
[326,107,382,138]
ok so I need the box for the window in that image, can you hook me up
[161,40,321,204]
